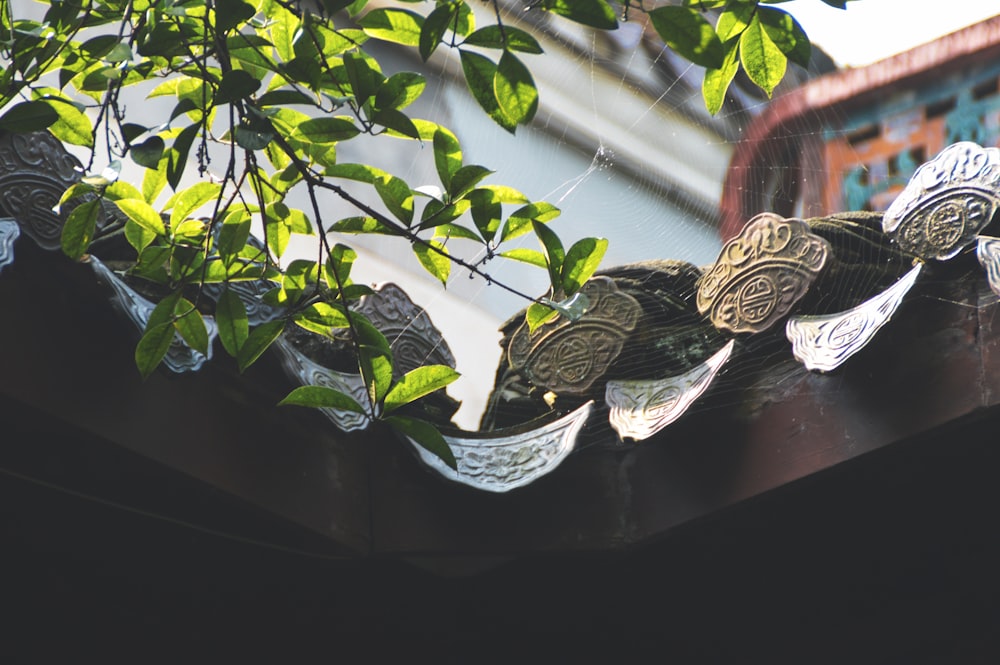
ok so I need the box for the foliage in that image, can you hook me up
[0,0,842,460]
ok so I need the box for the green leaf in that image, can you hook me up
[143,163,167,204]
[237,319,285,372]
[355,318,392,406]
[217,209,252,261]
[385,415,456,470]
[494,51,538,127]
[343,50,383,103]
[374,175,414,226]
[561,237,607,295]
[279,385,366,412]
[419,199,469,230]
[269,3,300,62]
[330,215,398,235]
[166,123,199,191]
[448,164,493,199]
[295,301,349,336]
[173,298,209,355]
[383,365,459,415]
[214,69,261,105]
[526,301,558,333]
[717,4,754,42]
[0,100,58,133]
[61,199,100,260]
[169,182,221,228]
[648,6,724,69]
[413,239,450,285]
[460,50,515,133]
[500,201,560,242]
[758,6,811,69]
[215,0,256,32]
[215,286,249,356]
[532,220,564,289]
[740,14,787,97]
[467,188,500,243]
[324,162,385,184]
[500,248,547,268]
[292,116,360,143]
[542,0,617,30]
[135,322,175,380]
[463,26,543,54]
[703,37,740,115]
[38,96,92,147]
[372,107,420,139]
[419,3,452,61]
[434,223,481,243]
[324,243,357,289]
[131,135,165,169]
[433,127,462,191]
[114,198,166,236]
[359,8,423,46]
[374,71,426,110]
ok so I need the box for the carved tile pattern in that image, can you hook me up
[89,257,218,373]
[697,213,831,334]
[508,277,641,395]
[406,401,593,492]
[605,340,734,441]
[271,338,371,432]
[786,263,922,372]
[0,132,86,250]
[351,282,456,372]
[978,236,1000,297]
[0,218,20,274]
[883,142,1000,261]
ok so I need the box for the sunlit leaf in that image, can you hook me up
[419,3,452,61]
[292,116,360,143]
[359,8,423,46]
[542,0,617,30]
[237,319,285,372]
[703,37,740,115]
[526,301,559,333]
[759,6,811,68]
[385,414,456,470]
[499,247,547,269]
[215,286,249,356]
[561,237,608,295]
[38,96,92,147]
[383,365,459,415]
[135,321,175,380]
[169,182,221,228]
[115,198,166,236]
[374,175,414,226]
[433,127,462,190]
[494,51,538,127]
[61,199,100,260]
[448,164,493,199]
[532,220,564,289]
[459,50,515,133]
[279,385,366,412]
[413,239,450,285]
[173,297,209,355]
[649,6,724,69]
[740,14,787,97]
[500,201,560,242]
[463,25,543,54]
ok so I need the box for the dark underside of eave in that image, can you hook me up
[6,238,1000,659]
[4,400,1000,663]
